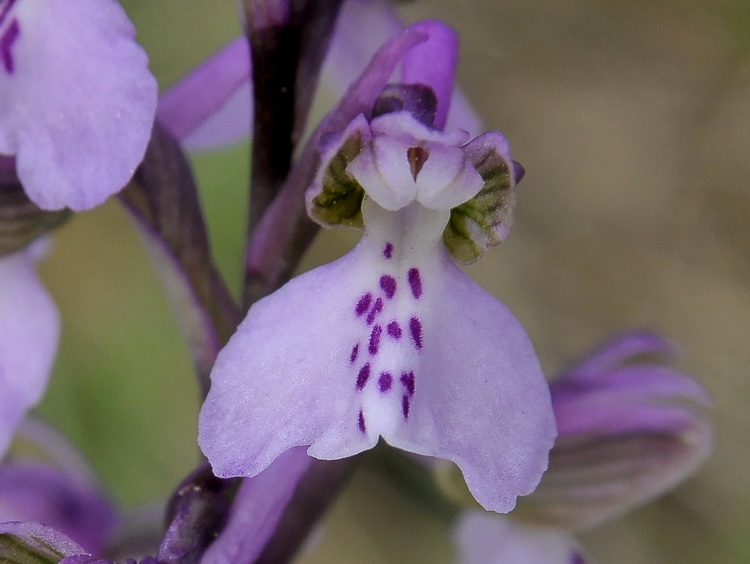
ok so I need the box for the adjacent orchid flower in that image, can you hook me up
[453,332,712,563]
[0,0,157,210]
[199,73,556,513]
[0,0,156,453]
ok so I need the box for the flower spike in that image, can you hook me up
[200,107,555,513]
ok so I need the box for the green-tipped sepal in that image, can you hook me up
[306,115,370,229]
[443,131,517,264]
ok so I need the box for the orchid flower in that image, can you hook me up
[0,0,157,211]
[198,20,556,513]
[453,332,713,563]
[0,0,156,456]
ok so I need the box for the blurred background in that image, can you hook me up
[33,1,749,562]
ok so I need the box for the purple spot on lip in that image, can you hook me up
[379,275,396,299]
[383,242,393,259]
[356,363,370,390]
[366,297,383,325]
[409,316,423,350]
[407,268,422,299]
[358,410,366,433]
[355,293,372,316]
[368,325,382,355]
[0,19,19,75]
[350,344,359,364]
[402,395,410,420]
[378,372,392,392]
[400,371,415,396]
[387,321,402,340]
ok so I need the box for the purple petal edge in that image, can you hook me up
[157,37,251,149]
[201,448,312,564]
[401,20,458,131]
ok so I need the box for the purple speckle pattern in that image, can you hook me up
[379,275,397,299]
[0,0,19,76]
[356,363,371,390]
[401,395,411,419]
[407,268,423,299]
[383,242,393,259]
[350,242,425,428]
[366,297,384,325]
[400,371,415,396]
[387,320,402,340]
[409,316,423,350]
[378,372,392,392]
[355,292,372,316]
[368,324,382,355]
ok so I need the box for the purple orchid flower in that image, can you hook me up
[197,18,556,513]
[0,0,157,211]
[454,332,712,563]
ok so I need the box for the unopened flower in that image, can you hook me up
[0,0,157,210]
[454,332,712,562]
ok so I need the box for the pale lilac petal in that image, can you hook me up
[157,37,252,150]
[348,135,418,210]
[455,511,590,564]
[0,0,157,210]
[0,249,59,455]
[375,205,554,512]
[515,333,712,531]
[201,448,312,564]
[0,462,118,554]
[415,144,483,210]
[199,245,381,477]
[400,21,458,130]
[200,197,555,513]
